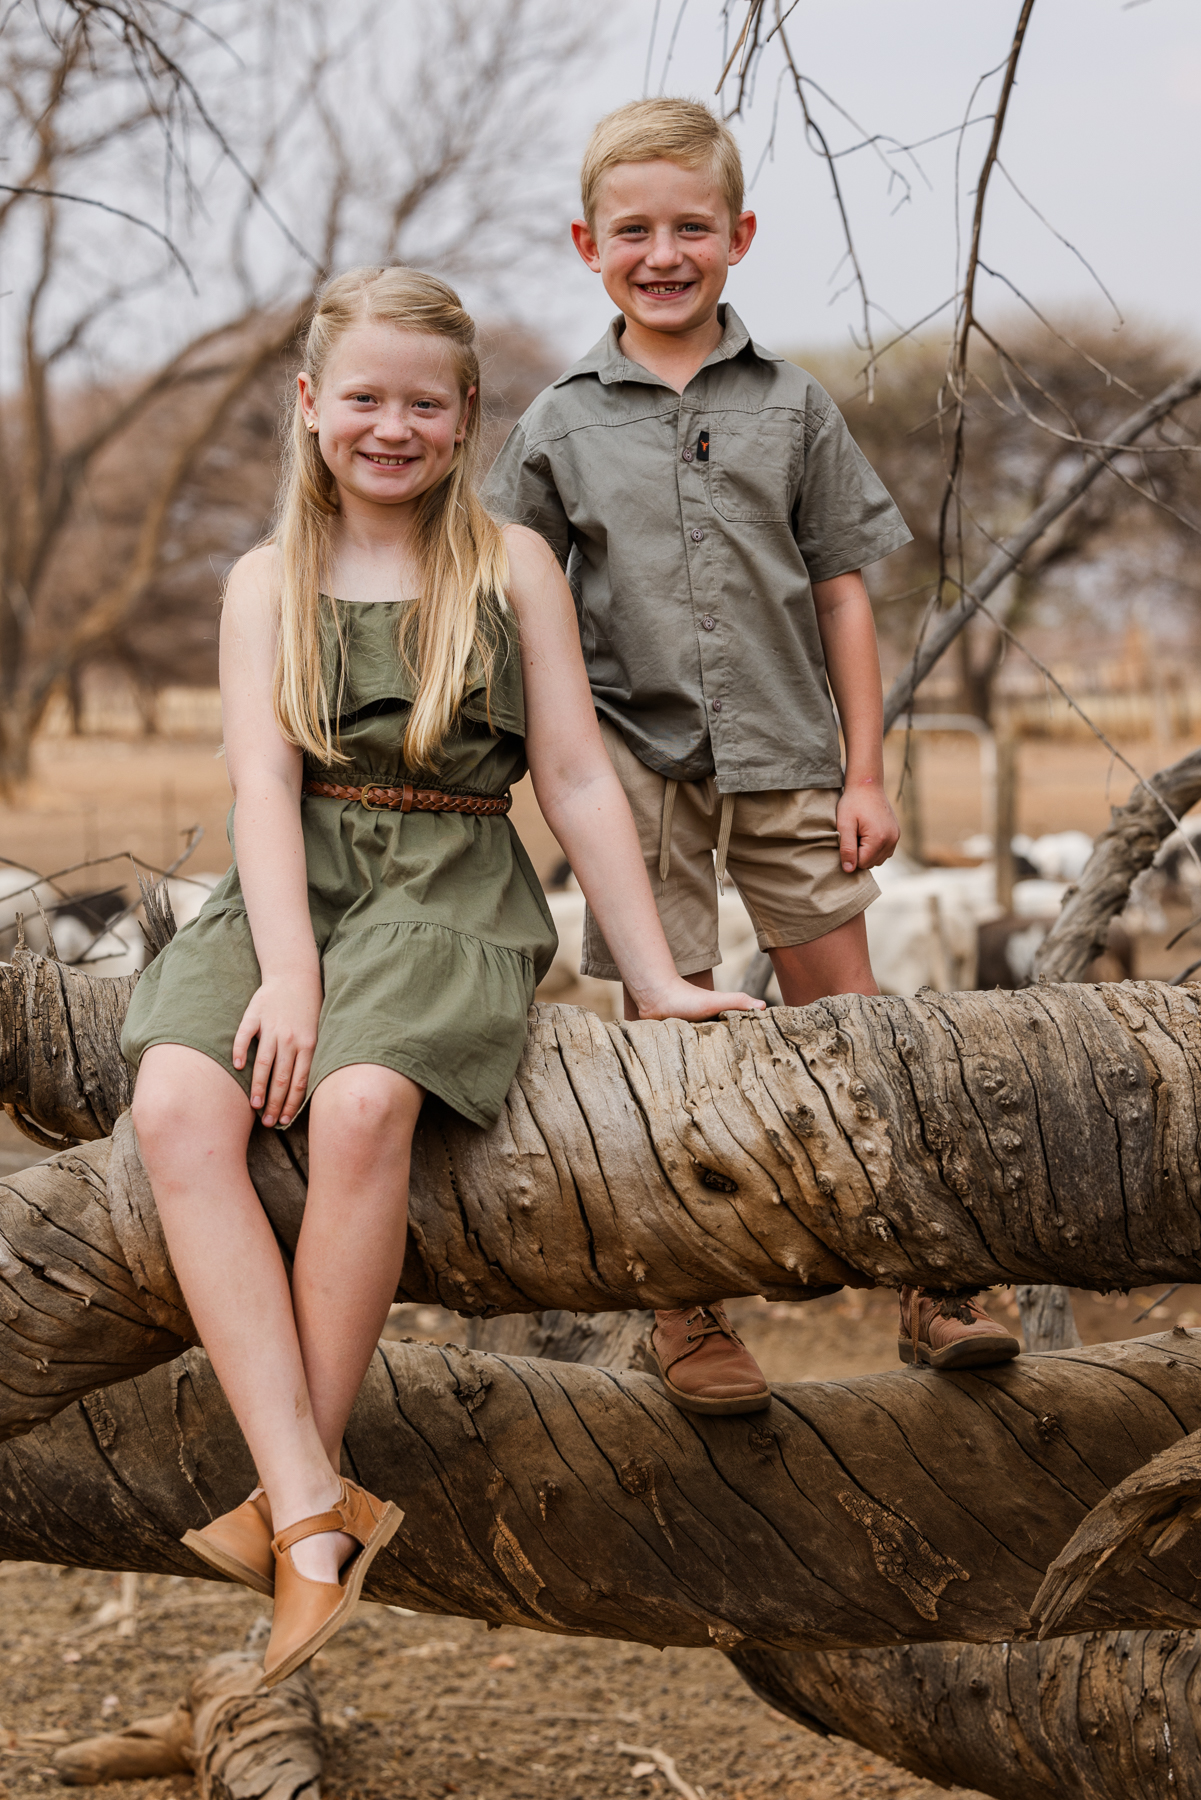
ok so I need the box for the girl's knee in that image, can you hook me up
[313,1066,421,1148]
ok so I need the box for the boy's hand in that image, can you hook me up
[837,778,899,873]
[634,980,766,1023]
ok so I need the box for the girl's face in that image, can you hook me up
[298,322,474,511]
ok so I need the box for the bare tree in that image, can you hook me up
[0,0,588,789]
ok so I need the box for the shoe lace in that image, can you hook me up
[684,1305,740,1345]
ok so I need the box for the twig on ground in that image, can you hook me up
[618,1740,706,1800]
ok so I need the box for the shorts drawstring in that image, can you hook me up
[715,792,736,893]
[659,780,679,883]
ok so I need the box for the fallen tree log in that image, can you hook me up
[8,970,1201,1437]
[4,1331,1201,1649]
[733,1631,1201,1800]
[469,1305,1201,1800]
[1032,1428,1201,1638]
[1036,745,1201,984]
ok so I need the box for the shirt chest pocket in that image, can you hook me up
[705,413,796,523]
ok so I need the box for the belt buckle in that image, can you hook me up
[360,784,396,811]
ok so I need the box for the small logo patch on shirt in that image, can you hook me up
[696,429,709,462]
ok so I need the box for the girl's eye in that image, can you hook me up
[351,392,375,403]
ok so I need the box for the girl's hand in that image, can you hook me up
[633,980,767,1023]
[837,779,899,872]
[232,971,324,1129]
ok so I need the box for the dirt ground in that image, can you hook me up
[2,727,1199,1798]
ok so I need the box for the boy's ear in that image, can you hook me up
[571,216,603,273]
[727,210,757,267]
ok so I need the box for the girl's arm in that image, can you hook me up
[504,526,763,1021]
[811,569,899,873]
[220,547,324,1128]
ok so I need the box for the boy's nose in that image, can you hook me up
[643,229,684,268]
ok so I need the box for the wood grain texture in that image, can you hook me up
[9,972,1201,1442]
[4,1332,1201,1650]
[732,1631,1201,1800]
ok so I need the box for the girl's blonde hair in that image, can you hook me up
[272,265,508,770]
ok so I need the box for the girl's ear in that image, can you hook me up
[297,370,319,433]
[455,384,477,443]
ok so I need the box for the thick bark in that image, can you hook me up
[9,970,1201,1439]
[1032,1428,1201,1637]
[1036,747,1201,983]
[52,1650,321,1797]
[732,1632,1200,1800]
[7,958,1201,1340]
[470,1309,1199,1800]
[4,1332,1201,1650]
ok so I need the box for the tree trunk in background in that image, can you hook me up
[1035,746,1201,983]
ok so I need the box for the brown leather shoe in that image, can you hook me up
[263,1478,403,1687]
[650,1302,771,1416]
[182,1488,274,1597]
[898,1287,1021,1371]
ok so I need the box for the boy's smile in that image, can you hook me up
[572,159,755,382]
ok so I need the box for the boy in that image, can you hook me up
[484,99,1020,1412]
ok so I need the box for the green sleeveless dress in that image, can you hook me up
[120,599,558,1129]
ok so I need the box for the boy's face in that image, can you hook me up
[572,160,755,339]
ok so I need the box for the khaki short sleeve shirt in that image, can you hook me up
[482,305,912,792]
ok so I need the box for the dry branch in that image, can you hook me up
[1032,1429,1201,1638]
[1035,745,1201,982]
[4,1331,1201,1650]
[882,365,1201,733]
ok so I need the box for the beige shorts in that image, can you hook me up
[583,719,879,981]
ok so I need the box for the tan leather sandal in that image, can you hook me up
[263,1478,403,1687]
[181,1488,275,1597]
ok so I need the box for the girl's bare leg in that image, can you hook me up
[292,1062,424,1464]
[133,1049,420,1587]
[133,1045,347,1579]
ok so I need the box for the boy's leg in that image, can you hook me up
[730,791,1020,1371]
[582,722,772,1415]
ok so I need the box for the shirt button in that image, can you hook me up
[690,528,705,543]
[701,615,716,631]
[681,448,694,462]
[712,698,722,713]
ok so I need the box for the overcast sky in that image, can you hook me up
[534,0,1200,368]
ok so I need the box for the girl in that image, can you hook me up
[122,266,762,1687]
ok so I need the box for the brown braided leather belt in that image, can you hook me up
[302,779,512,817]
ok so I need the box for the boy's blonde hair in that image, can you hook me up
[580,99,744,229]
[271,265,508,771]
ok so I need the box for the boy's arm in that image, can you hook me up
[812,570,899,874]
[482,422,574,569]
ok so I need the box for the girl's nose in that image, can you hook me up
[374,410,412,441]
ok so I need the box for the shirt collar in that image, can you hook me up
[553,303,783,389]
